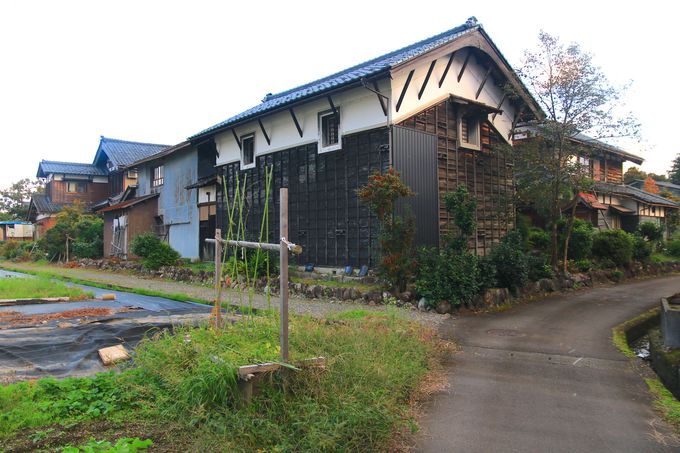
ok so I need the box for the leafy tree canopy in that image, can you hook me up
[0,179,44,220]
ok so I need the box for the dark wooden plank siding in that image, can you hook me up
[398,98,514,255]
[48,180,110,205]
[216,128,389,267]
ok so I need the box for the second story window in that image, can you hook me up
[152,165,164,187]
[66,181,86,193]
[458,112,480,150]
[241,134,255,169]
[319,110,341,153]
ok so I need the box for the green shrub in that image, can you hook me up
[527,254,554,281]
[592,229,634,266]
[40,205,103,260]
[527,227,550,252]
[557,218,593,260]
[1,241,20,259]
[632,234,652,262]
[638,221,664,242]
[573,258,593,273]
[415,247,480,307]
[130,233,180,270]
[667,239,680,257]
[488,231,529,292]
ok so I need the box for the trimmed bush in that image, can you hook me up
[1,241,20,259]
[527,227,550,252]
[557,218,593,260]
[667,239,680,257]
[488,231,529,293]
[592,229,634,266]
[527,254,554,281]
[573,258,593,273]
[131,233,180,270]
[638,221,664,242]
[415,247,480,307]
[632,234,652,262]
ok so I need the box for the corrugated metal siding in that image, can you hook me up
[392,126,439,248]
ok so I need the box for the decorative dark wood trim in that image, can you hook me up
[418,60,437,100]
[395,69,415,113]
[491,93,507,122]
[258,119,271,146]
[327,95,338,116]
[475,66,493,99]
[457,50,472,82]
[372,81,388,116]
[289,108,303,138]
[439,51,456,88]
[232,129,242,150]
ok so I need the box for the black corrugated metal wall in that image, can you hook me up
[392,126,440,248]
[216,128,389,267]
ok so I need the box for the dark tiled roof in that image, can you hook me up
[36,160,108,178]
[97,193,158,213]
[595,182,679,207]
[630,179,680,191]
[571,133,643,165]
[191,20,481,138]
[30,194,64,214]
[94,136,170,169]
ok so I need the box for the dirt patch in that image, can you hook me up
[0,308,119,328]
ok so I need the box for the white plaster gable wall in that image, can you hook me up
[390,47,517,141]
[198,185,216,204]
[214,81,390,167]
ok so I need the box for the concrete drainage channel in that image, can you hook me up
[0,269,214,383]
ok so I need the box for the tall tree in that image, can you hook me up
[669,155,680,185]
[515,32,639,271]
[0,179,44,220]
[623,166,647,184]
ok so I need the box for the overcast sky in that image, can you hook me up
[1,1,676,187]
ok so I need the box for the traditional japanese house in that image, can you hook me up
[100,141,203,259]
[563,135,678,236]
[188,17,542,267]
[29,160,109,238]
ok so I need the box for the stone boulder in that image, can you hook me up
[435,300,452,314]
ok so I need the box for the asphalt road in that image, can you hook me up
[417,276,680,452]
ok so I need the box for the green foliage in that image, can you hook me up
[667,239,680,257]
[1,240,20,259]
[443,186,477,241]
[40,205,103,260]
[645,378,680,432]
[557,218,593,260]
[61,437,153,453]
[358,167,415,291]
[415,247,480,307]
[224,249,278,280]
[573,258,593,273]
[0,276,92,299]
[0,178,43,220]
[527,227,551,252]
[488,231,529,292]
[669,154,680,185]
[515,214,531,248]
[130,233,180,270]
[592,229,634,266]
[527,254,554,281]
[637,221,664,242]
[632,234,652,262]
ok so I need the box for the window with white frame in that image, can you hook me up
[319,110,341,153]
[458,112,481,150]
[241,134,255,168]
[152,165,164,187]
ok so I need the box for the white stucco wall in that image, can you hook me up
[214,81,390,167]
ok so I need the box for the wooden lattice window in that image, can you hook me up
[319,110,341,153]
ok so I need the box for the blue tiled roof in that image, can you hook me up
[29,194,64,214]
[37,160,108,178]
[192,20,480,138]
[93,136,170,169]
[0,221,31,225]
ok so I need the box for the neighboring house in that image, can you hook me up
[629,179,680,199]
[187,17,542,267]
[30,137,169,239]
[29,161,109,238]
[99,141,203,259]
[0,221,34,241]
[562,135,679,236]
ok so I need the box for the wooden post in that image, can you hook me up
[214,228,222,328]
[279,188,289,362]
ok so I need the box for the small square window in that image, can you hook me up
[66,181,86,193]
[319,110,341,153]
[241,134,255,169]
[458,112,480,150]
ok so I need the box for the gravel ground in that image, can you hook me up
[0,262,445,326]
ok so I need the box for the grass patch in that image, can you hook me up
[645,378,680,433]
[0,276,93,300]
[651,253,678,264]
[1,313,442,452]
[611,307,660,358]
